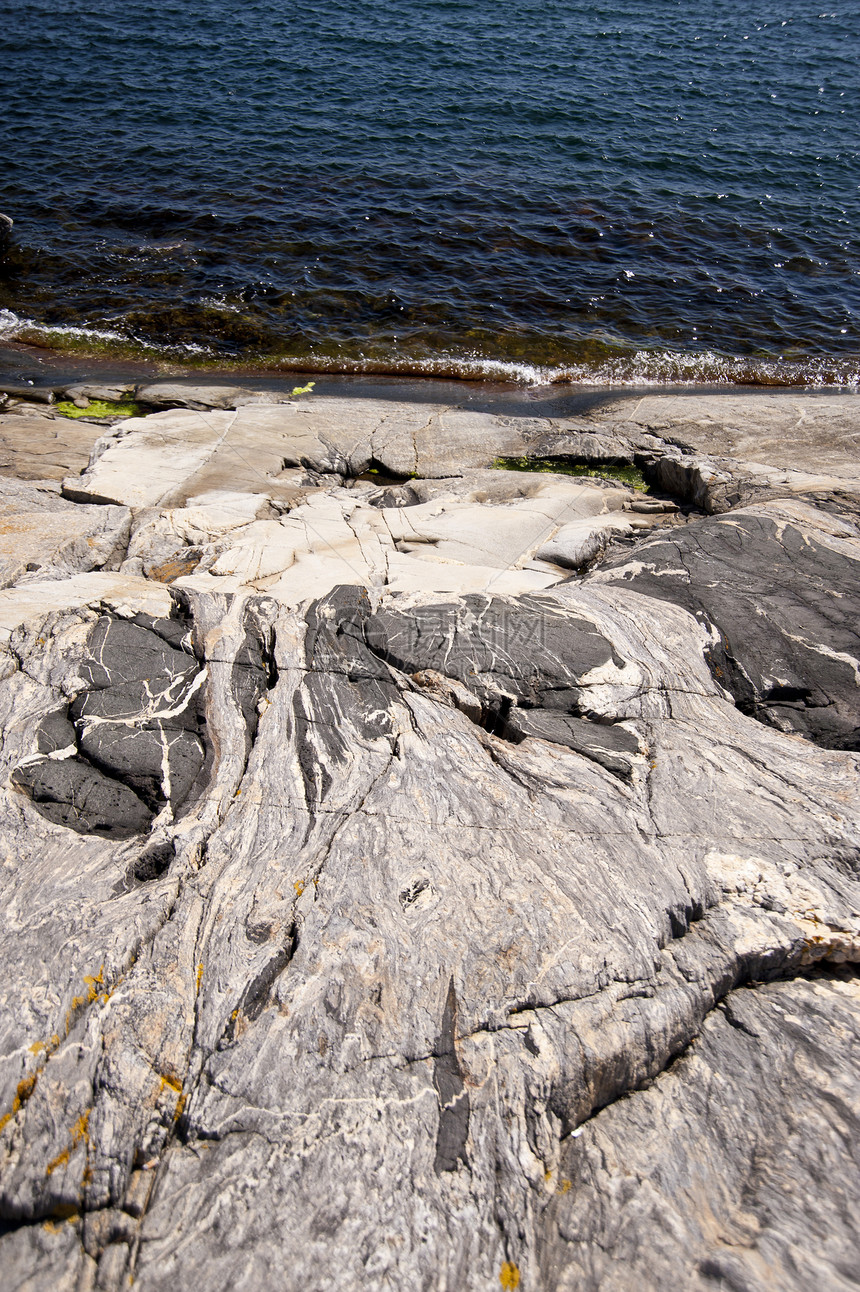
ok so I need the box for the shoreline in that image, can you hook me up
[3,0,859,1277]
[2,362,858,512]
[1,338,858,425]
[1,326,859,396]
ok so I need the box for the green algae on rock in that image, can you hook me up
[493,455,649,492]
[55,397,141,420]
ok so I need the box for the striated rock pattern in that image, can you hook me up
[12,611,209,839]
[590,497,860,749]
[0,385,857,1290]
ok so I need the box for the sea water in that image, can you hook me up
[2,0,858,385]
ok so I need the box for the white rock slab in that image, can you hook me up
[65,409,235,508]
[0,506,130,588]
[0,572,173,640]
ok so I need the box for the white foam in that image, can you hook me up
[550,347,860,390]
[290,345,860,389]
[0,314,216,359]
[3,316,128,344]
[2,312,857,390]
[0,309,21,337]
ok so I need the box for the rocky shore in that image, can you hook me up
[0,378,858,1290]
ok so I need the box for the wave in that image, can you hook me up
[0,310,22,338]
[5,315,216,358]
[282,347,860,389]
[4,315,858,389]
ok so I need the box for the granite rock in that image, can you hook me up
[0,388,857,1290]
[539,970,860,1290]
[0,409,106,482]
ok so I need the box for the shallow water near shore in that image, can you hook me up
[3,0,858,385]
[2,340,859,430]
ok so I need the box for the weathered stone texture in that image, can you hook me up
[0,387,857,1290]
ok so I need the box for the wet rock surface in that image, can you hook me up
[0,385,857,1290]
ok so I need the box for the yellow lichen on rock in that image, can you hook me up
[45,1110,90,1176]
[65,967,110,1034]
[83,966,105,1004]
[0,1073,39,1134]
[157,1070,186,1122]
[500,1262,521,1289]
[45,1147,70,1176]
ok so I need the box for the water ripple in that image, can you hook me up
[2,0,858,384]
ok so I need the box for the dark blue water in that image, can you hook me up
[2,0,858,384]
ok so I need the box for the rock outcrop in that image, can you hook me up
[590,497,860,750]
[0,383,857,1290]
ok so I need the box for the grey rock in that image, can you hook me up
[539,972,860,1290]
[0,384,53,404]
[62,385,135,405]
[77,615,200,691]
[134,382,294,411]
[506,709,641,778]
[0,411,106,482]
[534,521,615,569]
[11,754,153,838]
[0,476,78,514]
[590,497,860,748]
[0,570,856,1288]
[628,391,860,482]
[0,571,173,641]
[35,709,77,754]
[76,723,205,813]
[14,610,210,836]
[0,503,131,588]
[0,389,857,1290]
